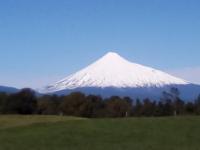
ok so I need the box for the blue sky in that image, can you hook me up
[0,0,200,89]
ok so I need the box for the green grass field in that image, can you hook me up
[0,115,200,150]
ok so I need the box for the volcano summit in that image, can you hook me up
[42,52,200,100]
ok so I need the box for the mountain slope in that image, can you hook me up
[44,52,188,91]
[42,52,200,100]
[0,85,19,93]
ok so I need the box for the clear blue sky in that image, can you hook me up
[0,0,200,88]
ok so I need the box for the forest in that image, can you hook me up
[0,88,200,117]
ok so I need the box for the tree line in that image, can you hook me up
[0,88,200,117]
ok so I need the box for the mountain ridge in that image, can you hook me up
[0,85,19,93]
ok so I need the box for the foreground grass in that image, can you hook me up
[0,116,200,150]
[0,115,85,129]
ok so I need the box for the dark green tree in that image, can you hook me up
[140,98,156,116]
[0,92,8,113]
[81,95,104,118]
[133,99,142,116]
[195,94,200,115]
[60,92,86,116]
[37,95,61,115]
[162,87,182,116]
[105,96,132,117]
[4,88,37,114]
[185,102,195,115]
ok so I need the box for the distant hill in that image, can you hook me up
[0,85,19,93]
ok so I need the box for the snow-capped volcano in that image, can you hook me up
[41,52,200,100]
[44,52,189,93]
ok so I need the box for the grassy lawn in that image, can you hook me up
[0,115,200,150]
